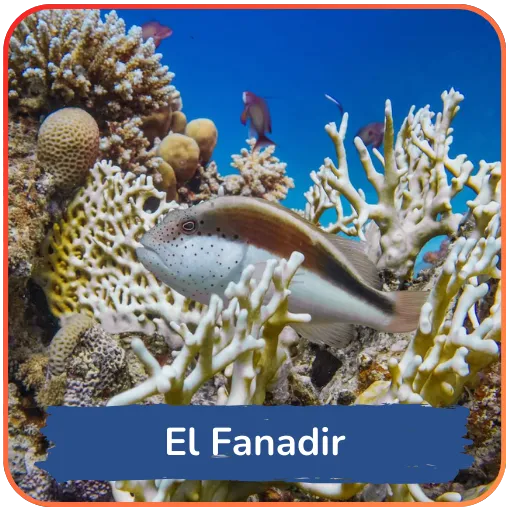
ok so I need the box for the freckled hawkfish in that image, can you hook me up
[136,196,427,348]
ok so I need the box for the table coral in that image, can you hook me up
[8,9,180,121]
[35,160,203,340]
[37,107,99,192]
[303,89,499,280]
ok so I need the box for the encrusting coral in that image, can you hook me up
[35,160,203,341]
[37,107,99,192]
[303,89,499,280]
[8,9,180,120]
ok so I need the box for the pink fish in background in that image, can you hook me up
[356,121,385,149]
[240,91,275,151]
[141,21,173,48]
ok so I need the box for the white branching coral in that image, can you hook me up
[8,9,181,120]
[35,160,202,341]
[99,116,165,175]
[303,89,500,279]
[226,139,294,202]
[108,252,309,501]
[108,252,308,407]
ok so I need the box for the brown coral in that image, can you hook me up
[37,107,99,192]
[170,111,187,134]
[8,115,55,280]
[185,118,218,164]
[157,133,200,183]
[141,106,173,145]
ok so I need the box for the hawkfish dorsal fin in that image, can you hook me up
[291,322,356,349]
[325,234,381,289]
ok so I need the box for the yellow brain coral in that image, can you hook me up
[157,133,200,183]
[185,118,218,164]
[37,108,99,192]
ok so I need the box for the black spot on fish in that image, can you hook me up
[233,234,239,240]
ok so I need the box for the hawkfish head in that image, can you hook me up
[136,199,250,304]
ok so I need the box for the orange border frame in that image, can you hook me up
[3,3,506,506]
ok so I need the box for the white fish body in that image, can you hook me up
[137,196,427,347]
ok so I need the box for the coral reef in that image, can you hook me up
[157,133,200,183]
[228,138,294,201]
[8,9,180,120]
[303,89,499,280]
[423,238,450,265]
[47,313,96,376]
[178,140,294,205]
[35,160,203,340]
[8,114,54,280]
[37,107,99,192]
[170,110,187,134]
[141,105,173,145]
[109,252,310,500]
[185,118,218,164]
[8,25,501,504]
[99,116,165,176]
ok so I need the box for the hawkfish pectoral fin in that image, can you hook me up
[291,322,356,348]
[382,291,428,333]
[325,233,381,289]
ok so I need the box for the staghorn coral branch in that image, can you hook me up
[108,252,310,408]
[302,89,500,280]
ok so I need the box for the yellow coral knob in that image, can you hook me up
[170,111,187,134]
[157,133,200,183]
[37,108,99,193]
[185,118,218,164]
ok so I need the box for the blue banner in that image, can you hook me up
[38,405,472,483]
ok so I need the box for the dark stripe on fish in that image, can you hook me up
[207,197,394,315]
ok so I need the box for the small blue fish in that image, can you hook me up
[325,93,344,117]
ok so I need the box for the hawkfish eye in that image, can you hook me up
[181,219,197,234]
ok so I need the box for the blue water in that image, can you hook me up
[117,8,501,264]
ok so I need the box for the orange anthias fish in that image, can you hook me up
[240,91,275,151]
[136,196,427,348]
[356,122,385,149]
[141,21,173,48]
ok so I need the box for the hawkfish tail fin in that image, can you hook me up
[291,322,356,349]
[384,291,428,333]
